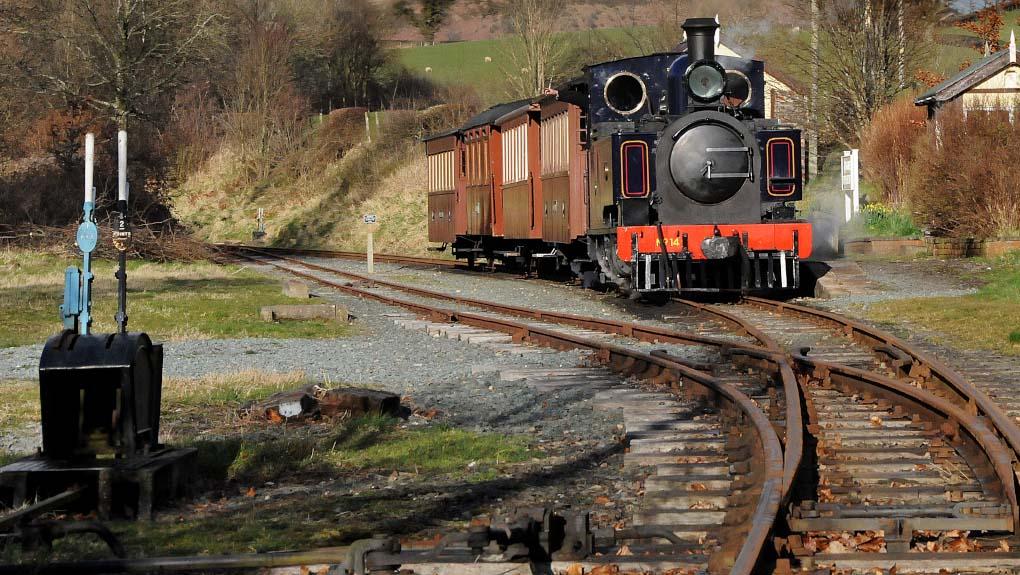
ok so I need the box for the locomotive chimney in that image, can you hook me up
[683,18,718,62]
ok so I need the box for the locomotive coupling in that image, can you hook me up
[701,235,742,259]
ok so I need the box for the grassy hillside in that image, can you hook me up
[397,16,1013,105]
[173,16,1016,250]
[170,110,450,257]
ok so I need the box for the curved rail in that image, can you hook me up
[671,299,802,504]
[742,296,1020,527]
[233,248,788,574]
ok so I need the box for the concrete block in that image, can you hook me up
[282,279,310,299]
[260,304,349,322]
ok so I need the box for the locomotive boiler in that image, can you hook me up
[424,18,812,295]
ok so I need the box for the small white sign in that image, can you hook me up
[363,214,377,224]
[841,149,860,223]
[841,153,854,192]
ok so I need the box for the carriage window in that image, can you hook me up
[541,112,569,175]
[428,150,455,192]
[501,123,529,184]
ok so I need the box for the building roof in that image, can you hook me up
[916,31,1017,107]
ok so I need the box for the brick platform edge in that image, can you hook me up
[844,238,1020,258]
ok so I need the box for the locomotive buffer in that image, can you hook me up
[0,132,195,520]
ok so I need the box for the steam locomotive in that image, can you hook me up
[424,18,811,295]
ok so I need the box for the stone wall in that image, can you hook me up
[844,237,1020,258]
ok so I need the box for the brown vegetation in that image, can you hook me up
[861,99,1020,239]
[905,106,1020,238]
[858,95,927,206]
[0,223,213,262]
[0,0,444,234]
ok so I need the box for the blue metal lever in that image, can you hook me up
[61,200,98,334]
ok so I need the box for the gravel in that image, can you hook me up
[0,261,629,452]
[805,258,984,309]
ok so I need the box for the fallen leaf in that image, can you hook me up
[999,539,1011,552]
[870,415,883,427]
[563,564,584,575]
[616,544,634,556]
[825,540,849,553]
[689,482,707,491]
[590,565,620,575]
[594,496,612,505]
[245,487,256,498]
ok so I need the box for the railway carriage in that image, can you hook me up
[425,18,812,295]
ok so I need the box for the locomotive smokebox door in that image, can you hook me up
[39,330,163,461]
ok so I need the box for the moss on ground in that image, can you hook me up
[0,249,352,348]
[864,252,1020,354]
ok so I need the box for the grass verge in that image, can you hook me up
[864,253,1020,354]
[1,369,537,560]
[0,249,352,348]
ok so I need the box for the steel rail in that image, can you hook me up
[671,298,802,502]
[741,295,1020,528]
[0,548,355,574]
[791,354,1018,527]
[233,246,760,352]
[214,243,459,268]
[237,246,806,513]
[232,249,788,574]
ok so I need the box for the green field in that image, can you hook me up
[396,27,652,103]
[395,12,1020,104]
[866,252,1020,354]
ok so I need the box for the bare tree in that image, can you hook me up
[394,0,456,45]
[276,0,393,111]
[222,20,307,182]
[793,0,943,146]
[2,0,221,130]
[493,0,566,98]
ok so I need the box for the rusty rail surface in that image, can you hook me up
[231,248,791,574]
[230,246,749,350]
[795,355,1018,528]
[678,296,1020,570]
[235,245,806,509]
[215,244,458,268]
[742,296,1020,489]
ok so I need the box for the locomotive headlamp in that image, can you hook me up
[685,60,726,103]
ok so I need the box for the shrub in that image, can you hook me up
[905,104,1020,238]
[858,95,927,206]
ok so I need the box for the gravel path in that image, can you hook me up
[805,258,984,309]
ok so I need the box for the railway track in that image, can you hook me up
[212,245,1020,573]
[676,297,1020,573]
[224,245,796,574]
